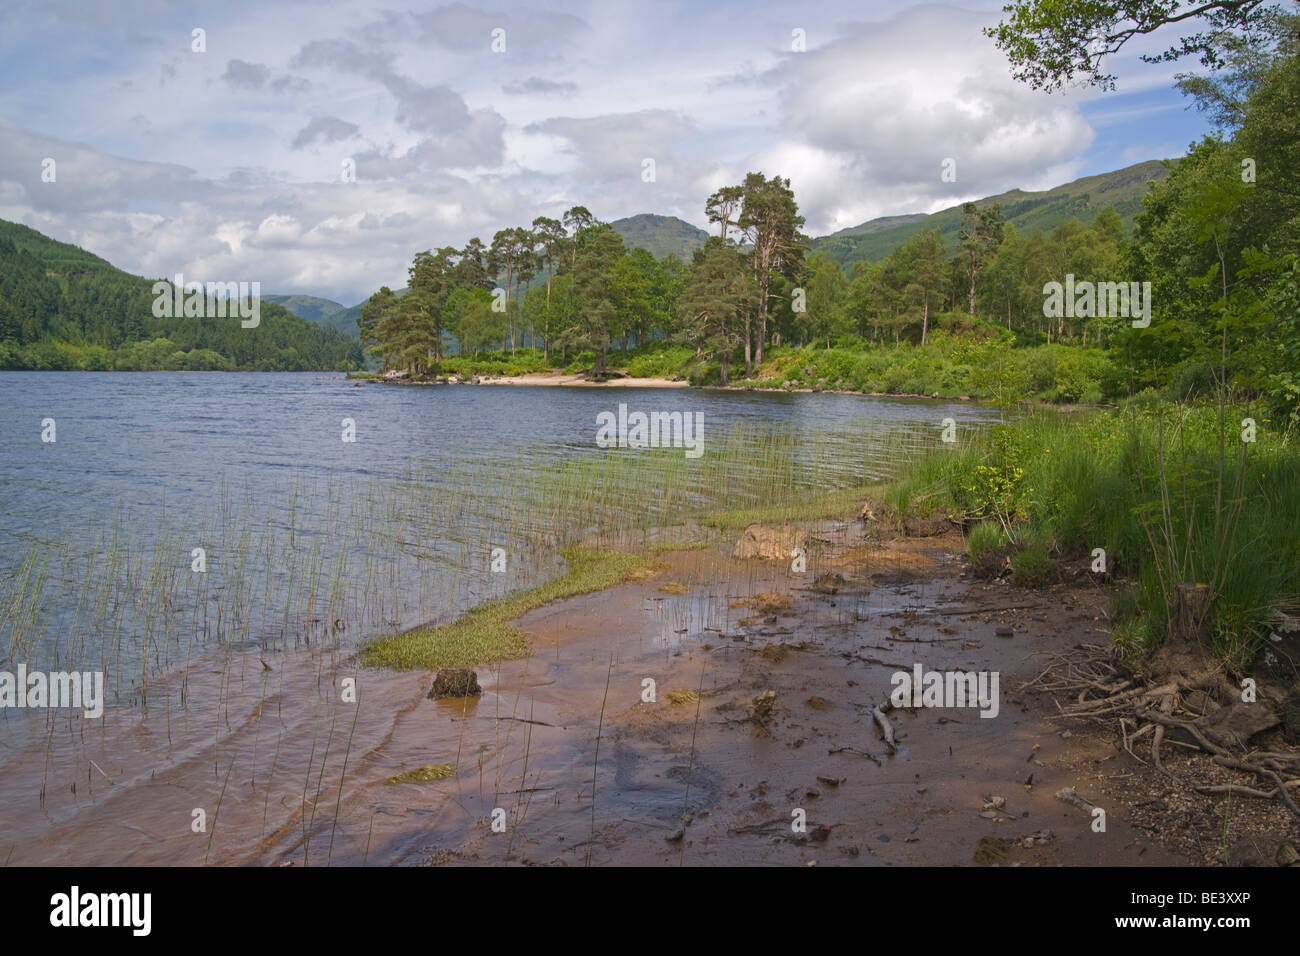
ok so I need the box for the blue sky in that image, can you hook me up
[0,0,1216,304]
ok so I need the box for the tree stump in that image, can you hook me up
[1172,583,1212,644]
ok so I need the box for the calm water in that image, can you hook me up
[0,372,992,700]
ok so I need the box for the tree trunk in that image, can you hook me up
[544,260,552,360]
[743,310,752,377]
[967,250,978,316]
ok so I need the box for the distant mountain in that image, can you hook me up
[819,213,930,241]
[610,214,708,261]
[812,160,1171,267]
[264,293,358,339]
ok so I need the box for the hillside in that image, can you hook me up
[610,214,708,261]
[0,219,362,371]
[0,219,127,274]
[264,293,360,339]
[812,160,1171,267]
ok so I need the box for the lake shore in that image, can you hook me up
[12,496,1292,866]
[370,370,979,400]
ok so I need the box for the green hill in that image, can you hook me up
[812,160,1171,267]
[610,214,708,261]
[264,293,361,339]
[0,219,127,273]
[0,219,362,371]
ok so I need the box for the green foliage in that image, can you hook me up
[440,348,553,377]
[883,404,1300,663]
[967,521,1010,579]
[622,345,695,378]
[813,162,1167,269]
[1010,530,1057,588]
[985,0,1275,92]
[1265,255,1300,425]
[1053,352,1103,403]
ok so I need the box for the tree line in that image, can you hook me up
[361,174,1135,385]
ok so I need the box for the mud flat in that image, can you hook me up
[4,512,1294,866]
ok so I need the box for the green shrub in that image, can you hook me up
[1053,354,1100,403]
[967,521,1010,578]
[1011,532,1057,588]
[1166,361,1219,401]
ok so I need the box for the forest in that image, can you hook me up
[357,11,1299,427]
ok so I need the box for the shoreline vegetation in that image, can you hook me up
[361,399,1298,677]
[348,339,1120,405]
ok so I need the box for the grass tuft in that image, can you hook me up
[361,546,659,670]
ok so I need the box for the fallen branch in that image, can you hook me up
[872,706,897,754]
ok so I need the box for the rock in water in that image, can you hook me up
[812,571,845,594]
[428,668,481,699]
[733,524,807,561]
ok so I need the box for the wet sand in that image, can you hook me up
[1,517,1197,866]
[487,373,689,388]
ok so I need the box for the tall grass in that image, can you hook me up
[883,402,1300,663]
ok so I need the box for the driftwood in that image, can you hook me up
[872,706,897,754]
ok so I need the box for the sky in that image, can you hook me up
[0,0,1216,305]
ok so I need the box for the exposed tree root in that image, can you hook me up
[1024,642,1300,820]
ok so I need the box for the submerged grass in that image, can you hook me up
[360,546,663,670]
[2,416,946,692]
[387,763,456,784]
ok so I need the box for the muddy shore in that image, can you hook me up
[3,513,1294,866]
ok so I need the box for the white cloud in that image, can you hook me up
[0,0,1211,302]
[761,5,1096,232]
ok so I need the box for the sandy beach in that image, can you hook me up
[482,373,691,388]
